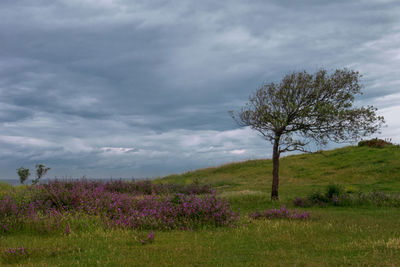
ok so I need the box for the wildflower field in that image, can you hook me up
[1,145,400,266]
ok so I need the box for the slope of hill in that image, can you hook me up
[159,145,400,203]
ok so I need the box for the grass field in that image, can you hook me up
[1,145,400,266]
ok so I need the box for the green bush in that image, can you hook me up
[325,183,344,199]
[308,191,328,204]
[358,138,394,148]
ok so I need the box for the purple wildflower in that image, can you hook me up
[148,232,154,242]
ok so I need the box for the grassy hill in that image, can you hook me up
[159,145,400,208]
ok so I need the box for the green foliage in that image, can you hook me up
[232,69,385,149]
[16,167,30,185]
[325,183,344,199]
[32,164,50,185]
[308,190,328,203]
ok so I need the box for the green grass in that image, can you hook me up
[1,145,400,266]
[2,208,400,266]
[160,145,400,204]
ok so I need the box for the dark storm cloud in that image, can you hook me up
[0,0,399,179]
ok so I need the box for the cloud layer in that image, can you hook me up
[1,0,399,179]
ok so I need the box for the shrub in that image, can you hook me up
[358,138,395,148]
[308,191,329,205]
[325,183,344,199]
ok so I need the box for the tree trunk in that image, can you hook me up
[271,136,280,201]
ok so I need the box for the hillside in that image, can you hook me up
[2,145,400,266]
[159,145,400,202]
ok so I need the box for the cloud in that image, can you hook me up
[0,0,399,179]
[231,149,246,155]
[377,101,400,143]
[0,136,54,147]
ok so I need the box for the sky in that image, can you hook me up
[1,0,399,180]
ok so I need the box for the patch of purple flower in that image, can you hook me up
[250,206,311,220]
[0,179,238,233]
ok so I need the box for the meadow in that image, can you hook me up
[1,144,400,266]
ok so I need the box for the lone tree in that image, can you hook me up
[17,167,30,184]
[32,164,50,185]
[230,69,384,200]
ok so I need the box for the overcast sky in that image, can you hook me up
[1,0,399,180]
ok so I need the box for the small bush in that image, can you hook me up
[358,138,395,148]
[325,183,344,199]
[308,191,329,205]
